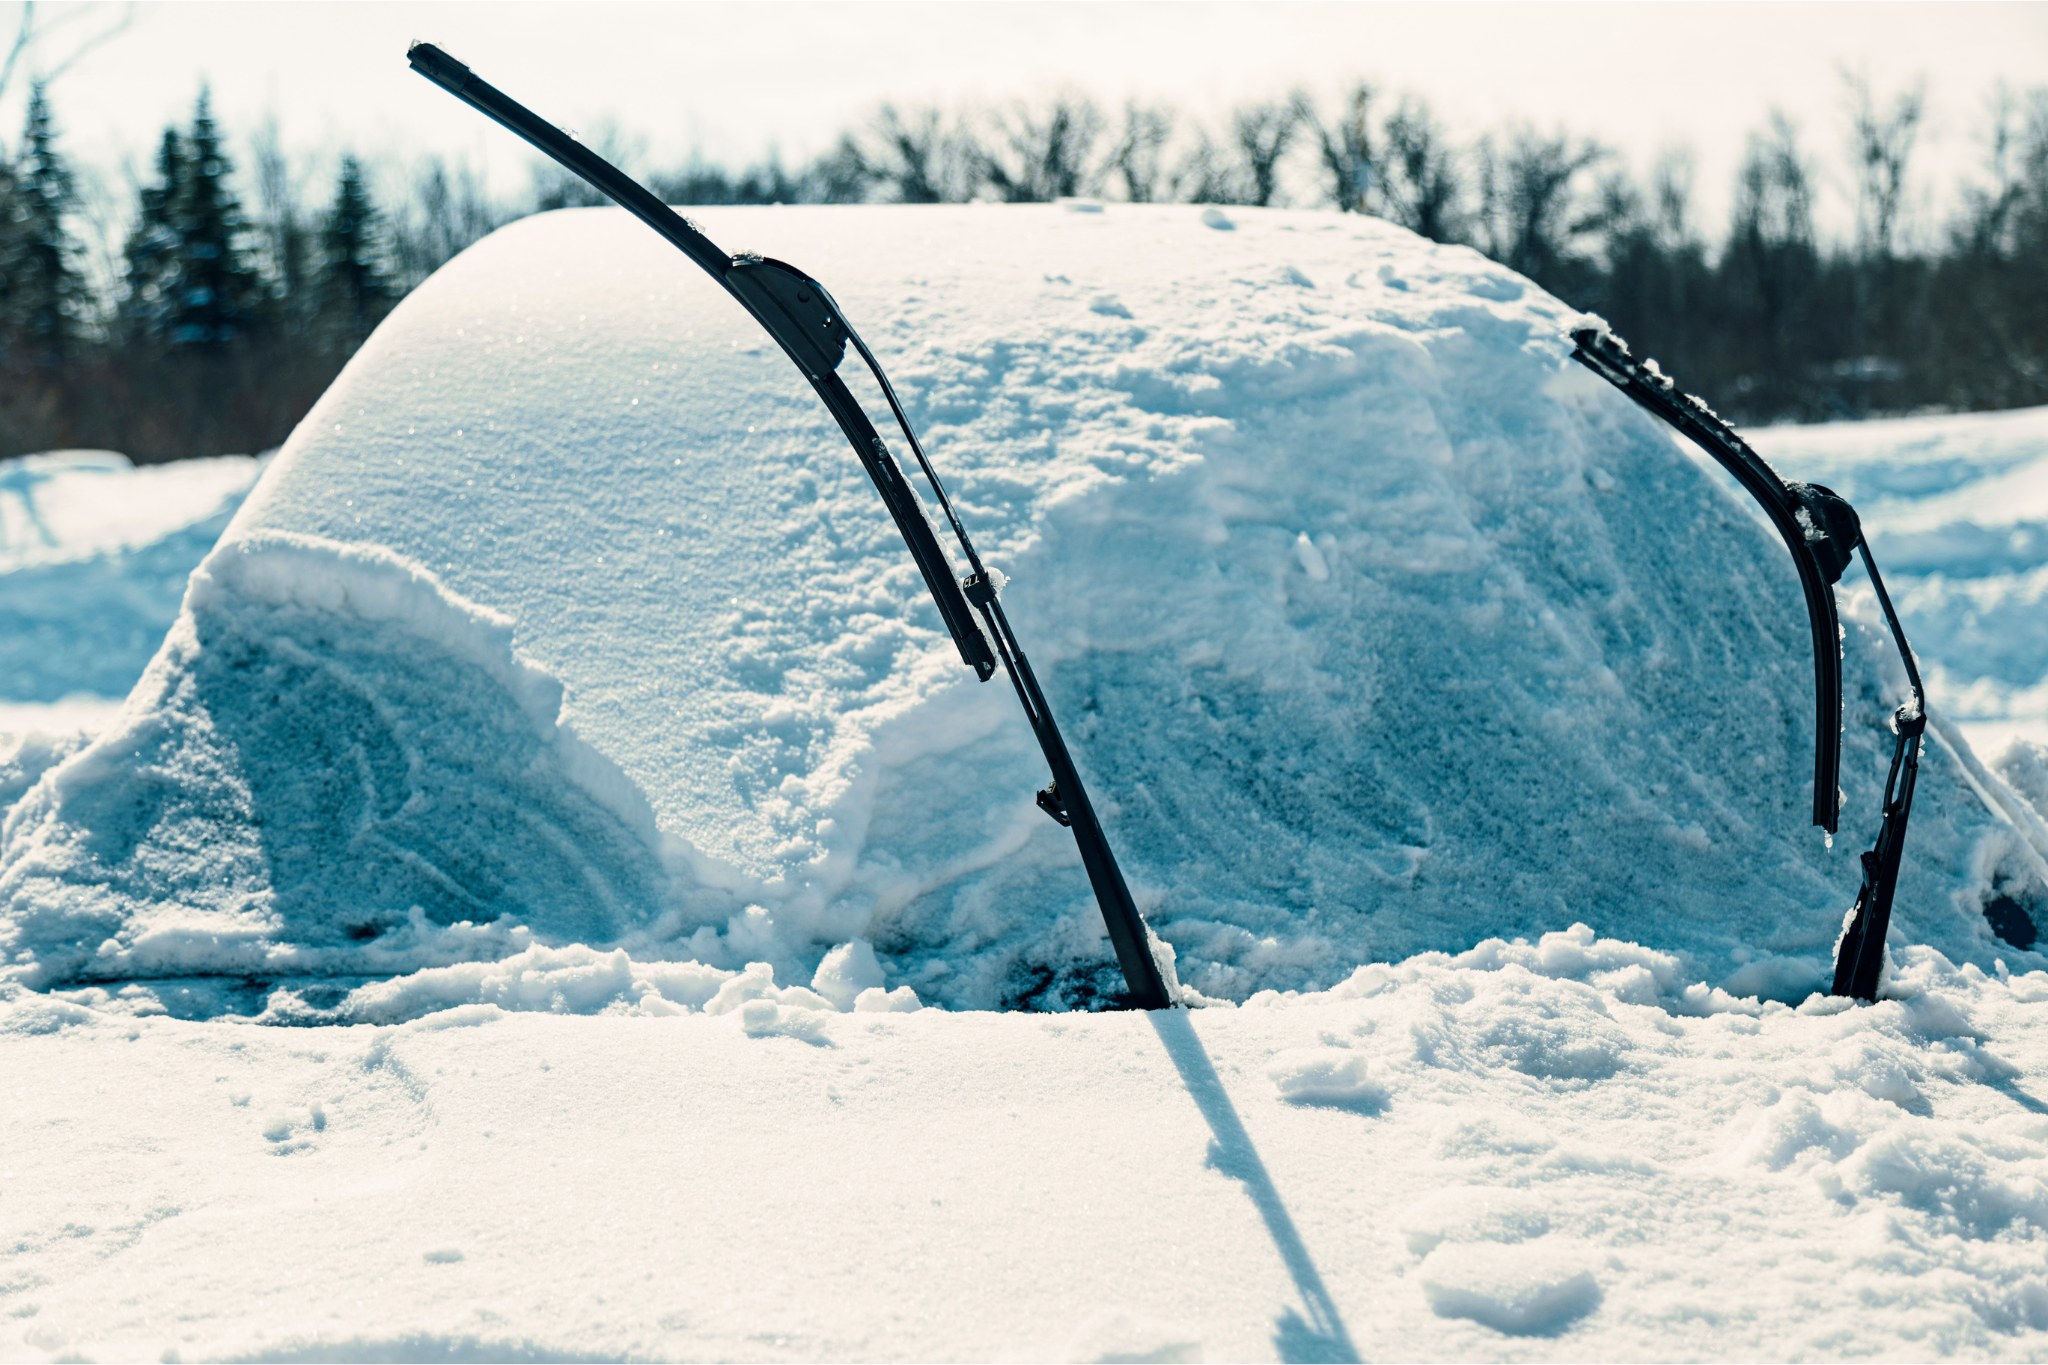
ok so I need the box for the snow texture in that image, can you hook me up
[8,202,2048,1362]
[3,204,2044,1017]
[10,928,2048,1361]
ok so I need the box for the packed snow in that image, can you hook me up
[10,930,2048,1361]
[6,202,2048,1361]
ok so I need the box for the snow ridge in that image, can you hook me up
[0,530,745,1003]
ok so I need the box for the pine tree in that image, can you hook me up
[0,127,20,362]
[317,153,391,345]
[9,81,86,365]
[170,87,264,347]
[122,125,189,344]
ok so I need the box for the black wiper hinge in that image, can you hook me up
[1787,482,1862,584]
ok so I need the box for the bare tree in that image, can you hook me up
[802,134,871,204]
[1843,68,1926,262]
[532,119,645,211]
[1476,124,1607,295]
[0,4,25,101]
[1174,100,1298,206]
[1380,95,1464,242]
[1648,146,1699,249]
[1172,130,1234,204]
[981,93,1105,203]
[1732,111,1816,250]
[1107,101,1174,203]
[1956,83,2024,257]
[1233,101,1298,207]
[1720,110,1823,412]
[386,155,506,290]
[1589,146,1700,259]
[1297,83,1373,214]
[0,1,133,103]
[249,116,312,331]
[861,104,982,204]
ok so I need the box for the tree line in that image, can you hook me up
[3,71,2046,463]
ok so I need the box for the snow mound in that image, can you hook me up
[1398,1186,1554,1256]
[0,530,737,1000]
[1267,1046,1385,1107]
[1417,1241,1603,1335]
[3,204,2043,1013]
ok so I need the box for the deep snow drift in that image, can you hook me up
[0,448,260,849]
[4,203,2045,1016]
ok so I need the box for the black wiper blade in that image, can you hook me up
[1830,543,1926,1002]
[407,42,1174,1010]
[1569,320,1850,832]
[1567,319,1925,1002]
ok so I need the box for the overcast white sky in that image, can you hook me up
[5,1,2045,244]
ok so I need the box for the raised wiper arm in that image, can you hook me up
[406,42,1174,1010]
[407,43,728,279]
[1567,318,1924,1003]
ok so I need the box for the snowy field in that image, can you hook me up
[6,203,2048,1361]
[1749,406,2048,762]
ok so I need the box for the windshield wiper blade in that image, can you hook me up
[1829,543,1925,1002]
[407,42,1174,1010]
[1567,319,1925,1003]
[1569,321,1852,832]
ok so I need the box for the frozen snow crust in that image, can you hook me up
[4,203,2045,1015]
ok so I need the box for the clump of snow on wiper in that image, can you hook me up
[1568,310,1614,345]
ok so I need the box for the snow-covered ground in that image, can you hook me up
[9,938,2048,1362]
[0,449,259,717]
[1749,406,2048,761]
[6,203,2048,1361]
